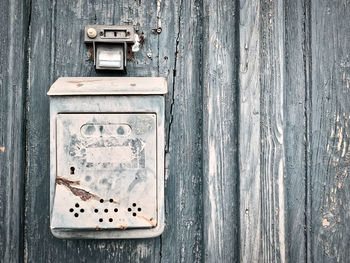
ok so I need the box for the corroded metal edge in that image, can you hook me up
[47,77,168,96]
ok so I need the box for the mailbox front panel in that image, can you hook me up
[51,113,157,230]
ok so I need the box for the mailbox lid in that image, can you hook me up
[47,77,167,96]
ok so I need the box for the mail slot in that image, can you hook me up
[47,77,167,239]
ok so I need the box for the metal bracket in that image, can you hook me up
[84,25,136,72]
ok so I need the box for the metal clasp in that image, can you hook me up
[84,25,137,72]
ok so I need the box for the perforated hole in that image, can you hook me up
[74,213,79,217]
[132,212,136,217]
[109,218,113,222]
[109,199,114,203]
[128,208,132,212]
[100,199,104,203]
[69,208,74,212]
[80,209,85,213]
[75,203,79,208]
[137,208,142,212]
[104,209,108,213]
[99,218,103,222]
[94,209,98,213]
[114,208,118,212]
[132,203,137,207]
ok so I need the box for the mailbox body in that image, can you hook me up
[47,77,166,239]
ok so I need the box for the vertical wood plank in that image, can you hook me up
[259,0,287,261]
[284,0,309,261]
[25,0,161,262]
[238,0,261,262]
[202,0,240,261]
[159,0,204,262]
[311,0,350,262]
[0,0,30,262]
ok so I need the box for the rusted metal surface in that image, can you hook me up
[48,77,166,239]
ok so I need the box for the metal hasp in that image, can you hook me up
[84,25,136,71]
[47,77,167,239]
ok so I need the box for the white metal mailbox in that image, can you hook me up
[47,77,167,239]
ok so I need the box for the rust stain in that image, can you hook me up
[56,176,121,203]
[138,215,157,227]
[56,177,80,186]
[127,45,135,62]
[130,83,136,86]
[0,146,5,152]
[88,45,94,61]
[77,84,84,87]
[119,224,128,230]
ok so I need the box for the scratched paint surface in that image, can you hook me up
[52,113,157,230]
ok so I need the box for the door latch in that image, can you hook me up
[84,25,137,72]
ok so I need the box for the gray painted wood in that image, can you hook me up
[1,0,350,262]
[0,0,30,262]
[25,0,160,262]
[160,0,204,262]
[239,0,261,262]
[202,0,239,262]
[311,0,350,262]
[259,0,287,261]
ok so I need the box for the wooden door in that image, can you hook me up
[1,0,349,262]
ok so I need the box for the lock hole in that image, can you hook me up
[109,218,113,222]
[100,199,104,203]
[109,199,114,203]
[70,167,75,175]
[80,209,85,213]
[69,208,74,212]
[74,213,79,217]
[114,208,118,212]
[99,218,103,222]
[132,212,137,217]
[75,203,79,208]
[94,209,98,213]
[104,209,108,213]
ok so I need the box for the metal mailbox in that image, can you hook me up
[47,77,167,239]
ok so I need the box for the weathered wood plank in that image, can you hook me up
[259,0,287,261]
[238,0,261,262]
[284,0,309,261]
[159,0,204,262]
[25,0,161,262]
[0,0,30,262]
[311,0,350,262]
[202,0,240,261]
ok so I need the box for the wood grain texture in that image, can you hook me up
[0,0,30,262]
[284,0,309,261]
[160,0,204,262]
[0,0,348,261]
[260,0,287,261]
[202,0,240,262]
[311,0,350,262]
[238,0,261,262]
[25,0,160,262]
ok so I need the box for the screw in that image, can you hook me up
[87,27,97,38]
[156,27,162,34]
